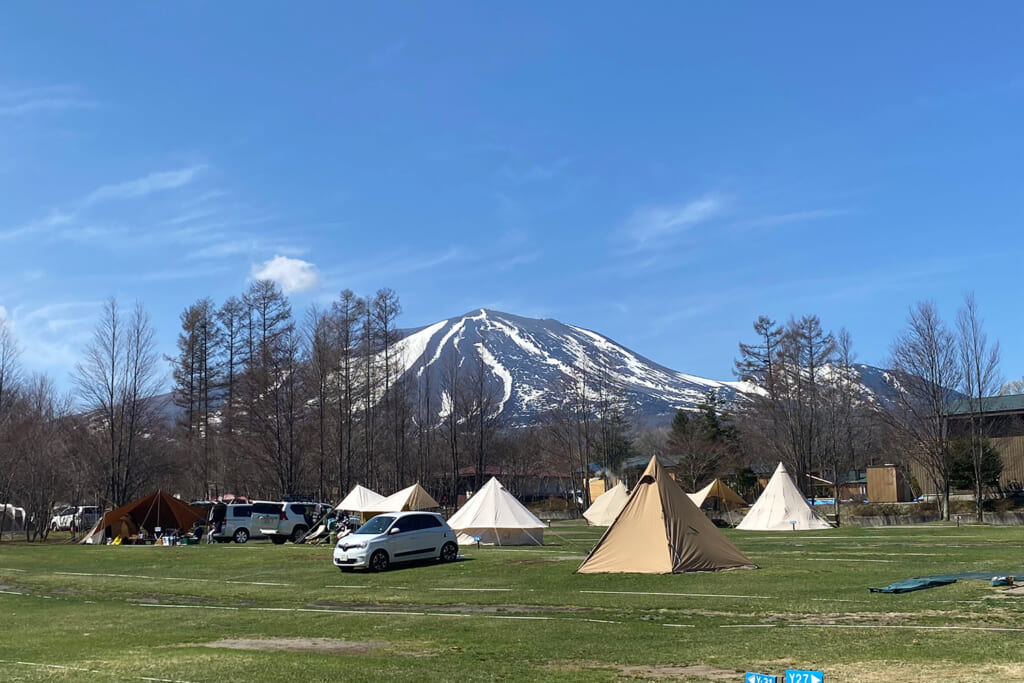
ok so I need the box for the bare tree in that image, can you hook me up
[74,299,163,506]
[886,301,962,520]
[956,293,1001,519]
[331,291,363,496]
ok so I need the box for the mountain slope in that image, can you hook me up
[396,309,752,426]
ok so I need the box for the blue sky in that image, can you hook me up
[1,3,1021,393]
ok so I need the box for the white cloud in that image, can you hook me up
[0,84,96,116]
[83,165,205,206]
[626,194,724,247]
[251,255,320,294]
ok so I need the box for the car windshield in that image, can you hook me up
[356,515,394,535]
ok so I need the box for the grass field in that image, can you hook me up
[2,522,1024,682]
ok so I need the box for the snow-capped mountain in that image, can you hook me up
[396,309,753,426]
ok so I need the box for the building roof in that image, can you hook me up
[949,394,1024,416]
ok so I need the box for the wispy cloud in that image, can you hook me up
[624,193,725,248]
[83,165,205,206]
[0,211,73,242]
[251,255,320,294]
[742,208,848,230]
[0,84,96,116]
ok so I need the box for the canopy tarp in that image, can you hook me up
[686,479,745,509]
[736,462,833,531]
[447,477,545,546]
[577,456,756,574]
[583,482,629,526]
[364,483,439,514]
[81,491,204,544]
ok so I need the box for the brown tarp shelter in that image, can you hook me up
[81,491,205,544]
[577,456,756,574]
[364,483,440,515]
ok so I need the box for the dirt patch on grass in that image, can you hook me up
[825,661,1024,682]
[546,663,739,681]
[198,637,387,655]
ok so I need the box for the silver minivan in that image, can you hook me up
[212,501,283,543]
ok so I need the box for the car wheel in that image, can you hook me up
[50,521,57,531]
[270,535,287,545]
[369,549,390,572]
[233,528,249,544]
[440,542,458,562]
[291,525,308,543]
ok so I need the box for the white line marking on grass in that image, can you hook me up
[55,571,292,586]
[720,624,775,628]
[584,618,622,624]
[0,590,25,595]
[794,624,1024,633]
[581,590,772,599]
[325,585,369,588]
[491,615,551,620]
[139,604,239,610]
[0,660,199,683]
[805,558,895,563]
[0,567,26,571]
[662,623,695,628]
[432,587,513,592]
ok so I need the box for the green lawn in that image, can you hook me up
[2,522,1024,682]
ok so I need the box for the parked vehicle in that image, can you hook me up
[51,506,102,531]
[260,502,332,544]
[211,501,283,543]
[333,511,458,571]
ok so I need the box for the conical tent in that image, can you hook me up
[687,479,746,509]
[302,485,387,542]
[447,477,545,546]
[577,456,756,574]
[81,491,205,544]
[364,483,439,514]
[583,482,629,526]
[736,462,833,531]
[336,484,385,513]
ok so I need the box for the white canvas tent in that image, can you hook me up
[736,462,833,531]
[1,504,25,533]
[577,456,756,574]
[364,483,439,515]
[447,477,545,546]
[337,485,385,517]
[583,481,629,526]
[302,485,386,542]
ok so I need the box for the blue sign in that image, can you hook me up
[746,674,777,683]
[785,670,824,683]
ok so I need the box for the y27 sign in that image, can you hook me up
[785,670,823,683]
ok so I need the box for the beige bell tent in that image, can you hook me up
[364,483,439,516]
[577,456,756,574]
[687,479,745,509]
[736,462,832,531]
[447,477,545,546]
[583,481,629,526]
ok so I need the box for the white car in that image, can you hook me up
[51,506,102,531]
[333,511,458,572]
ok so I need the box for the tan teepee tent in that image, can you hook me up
[736,462,832,531]
[364,483,439,516]
[687,479,746,509]
[577,456,756,574]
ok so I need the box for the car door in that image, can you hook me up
[391,514,438,561]
[250,502,281,538]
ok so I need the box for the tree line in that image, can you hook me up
[0,285,1009,539]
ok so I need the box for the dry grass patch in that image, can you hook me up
[198,637,387,655]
